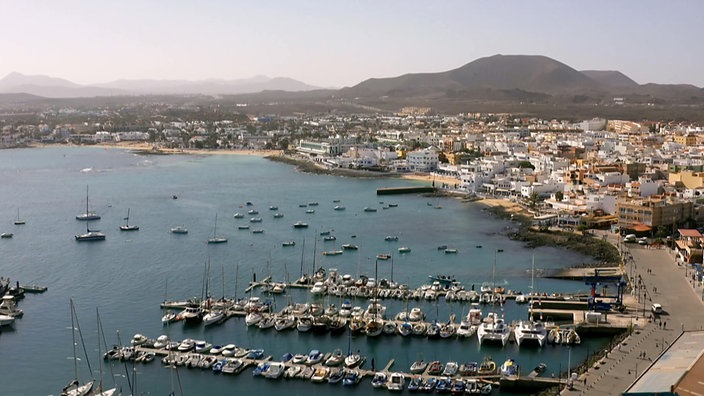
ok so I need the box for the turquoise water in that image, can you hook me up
[0,147,608,395]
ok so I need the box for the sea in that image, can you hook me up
[0,147,611,395]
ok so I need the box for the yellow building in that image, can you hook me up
[616,195,693,231]
[674,134,697,146]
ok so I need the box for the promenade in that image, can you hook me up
[561,233,704,395]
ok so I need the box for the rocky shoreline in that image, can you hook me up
[483,203,620,265]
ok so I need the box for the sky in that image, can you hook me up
[2,0,703,88]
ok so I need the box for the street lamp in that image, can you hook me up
[642,291,647,317]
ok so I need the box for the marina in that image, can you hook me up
[0,147,618,395]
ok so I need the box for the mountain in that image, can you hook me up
[0,72,320,98]
[580,70,639,88]
[342,55,601,98]
[95,76,320,95]
[0,72,126,98]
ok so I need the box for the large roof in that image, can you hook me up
[624,331,704,394]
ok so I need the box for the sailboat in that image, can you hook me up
[119,208,139,231]
[476,249,510,346]
[75,219,106,242]
[514,254,547,347]
[94,308,119,396]
[75,186,101,221]
[207,213,227,244]
[61,299,94,396]
[13,208,25,225]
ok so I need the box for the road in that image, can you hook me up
[560,233,704,395]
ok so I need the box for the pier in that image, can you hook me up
[376,186,435,195]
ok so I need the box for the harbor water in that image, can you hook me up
[0,147,611,395]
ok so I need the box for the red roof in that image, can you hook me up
[679,229,703,238]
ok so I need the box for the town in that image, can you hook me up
[2,101,704,241]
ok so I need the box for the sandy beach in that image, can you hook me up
[90,141,284,157]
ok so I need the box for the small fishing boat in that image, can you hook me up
[282,240,296,247]
[363,207,377,212]
[322,250,343,256]
[342,244,358,250]
[376,253,392,261]
[444,248,458,254]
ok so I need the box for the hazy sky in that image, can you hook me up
[2,0,702,88]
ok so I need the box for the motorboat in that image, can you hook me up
[310,281,326,295]
[477,356,497,375]
[0,232,13,239]
[342,369,361,386]
[273,213,284,218]
[153,335,169,349]
[264,362,285,379]
[408,307,425,322]
[177,339,196,352]
[500,358,519,376]
[371,372,387,388]
[161,310,179,325]
[310,367,330,383]
[365,318,383,336]
[341,244,358,250]
[247,209,259,215]
[333,205,346,211]
[0,295,23,317]
[130,334,148,346]
[297,315,313,332]
[178,306,203,324]
[327,368,344,384]
[376,253,392,260]
[427,360,443,375]
[282,240,296,247]
[324,349,344,366]
[252,361,270,377]
[344,353,364,368]
[435,377,452,393]
[442,361,458,376]
[409,360,428,374]
[305,349,323,365]
[439,322,456,338]
[386,372,405,391]
[384,235,399,241]
[246,349,264,359]
[514,319,547,347]
[421,377,438,392]
[170,225,188,234]
[398,246,411,253]
[363,207,377,213]
[195,340,213,353]
[0,313,16,327]
[284,365,301,379]
[456,320,475,338]
[476,312,510,346]
[397,322,413,337]
[451,379,466,395]
[233,212,244,219]
[408,376,423,392]
[292,221,308,228]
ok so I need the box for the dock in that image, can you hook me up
[124,343,507,387]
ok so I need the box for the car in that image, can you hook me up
[624,234,637,243]
[651,303,663,314]
[638,237,649,245]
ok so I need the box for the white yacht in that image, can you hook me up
[310,281,327,295]
[513,319,547,347]
[476,312,510,346]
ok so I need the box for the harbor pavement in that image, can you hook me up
[561,234,704,395]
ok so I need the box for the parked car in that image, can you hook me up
[651,303,663,314]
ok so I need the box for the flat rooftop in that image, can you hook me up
[624,331,704,395]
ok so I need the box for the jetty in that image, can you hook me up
[376,186,435,195]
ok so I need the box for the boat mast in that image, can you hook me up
[299,238,305,279]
